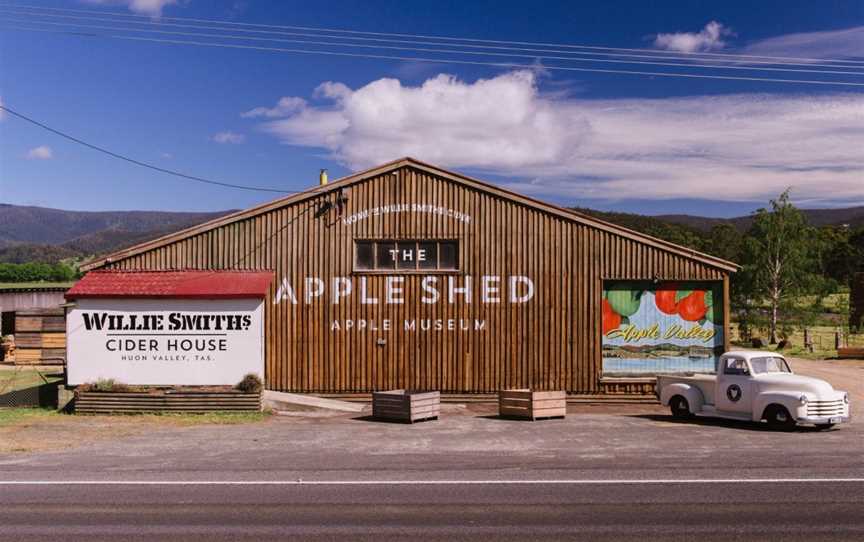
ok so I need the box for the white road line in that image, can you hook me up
[0,479,862,485]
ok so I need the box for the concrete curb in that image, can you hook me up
[263,391,365,413]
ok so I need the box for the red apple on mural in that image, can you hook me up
[654,283,679,315]
[677,290,708,322]
[601,298,622,335]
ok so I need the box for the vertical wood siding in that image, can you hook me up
[108,166,727,393]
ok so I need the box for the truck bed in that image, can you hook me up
[657,374,717,406]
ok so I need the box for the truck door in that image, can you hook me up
[716,356,754,414]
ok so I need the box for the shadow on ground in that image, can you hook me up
[628,413,836,433]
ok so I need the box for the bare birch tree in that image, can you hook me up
[744,190,815,344]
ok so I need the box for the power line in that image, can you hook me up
[7,24,864,87]
[6,1,864,66]
[4,6,864,71]
[0,104,294,194]
[5,14,864,77]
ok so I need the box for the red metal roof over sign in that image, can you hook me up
[66,270,274,300]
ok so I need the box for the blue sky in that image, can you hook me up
[1,0,862,217]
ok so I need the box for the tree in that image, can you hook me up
[743,190,817,344]
[817,226,860,286]
[708,223,745,263]
[849,226,864,274]
[0,261,80,283]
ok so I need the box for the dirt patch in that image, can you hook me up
[789,357,864,403]
[0,408,272,454]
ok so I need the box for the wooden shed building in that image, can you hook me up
[82,158,736,395]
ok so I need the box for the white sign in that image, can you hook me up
[66,298,264,386]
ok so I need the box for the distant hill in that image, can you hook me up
[574,207,707,250]
[654,206,864,232]
[0,204,233,263]
[2,202,862,265]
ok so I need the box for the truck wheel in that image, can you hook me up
[670,396,692,419]
[765,405,796,430]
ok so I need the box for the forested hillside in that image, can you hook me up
[0,204,233,264]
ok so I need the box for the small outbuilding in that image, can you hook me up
[1,283,71,365]
[79,158,737,395]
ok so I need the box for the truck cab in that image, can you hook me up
[656,351,850,430]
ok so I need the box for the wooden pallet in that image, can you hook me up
[372,390,440,423]
[13,309,66,365]
[15,309,65,332]
[14,332,66,349]
[12,348,65,365]
[74,391,262,414]
[499,389,566,420]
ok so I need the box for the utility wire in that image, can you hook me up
[4,6,864,70]
[5,14,864,76]
[0,104,296,194]
[6,24,864,87]
[6,1,864,66]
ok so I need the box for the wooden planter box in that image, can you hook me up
[499,389,566,420]
[73,390,262,414]
[372,390,440,423]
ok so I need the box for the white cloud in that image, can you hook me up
[741,26,864,61]
[211,131,245,144]
[81,0,179,17]
[26,146,53,160]
[654,21,731,53]
[246,71,864,205]
[241,97,307,118]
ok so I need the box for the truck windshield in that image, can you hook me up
[749,356,791,374]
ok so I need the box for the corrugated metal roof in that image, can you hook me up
[0,283,73,293]
[65,270,273,299]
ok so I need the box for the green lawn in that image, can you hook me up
[792,292,849,314]
[0,407,57,427]
[730,322,859,360]
[0,368,63,393]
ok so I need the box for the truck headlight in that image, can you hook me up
[799,394,808,405]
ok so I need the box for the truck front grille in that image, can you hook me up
[807,400,845,417]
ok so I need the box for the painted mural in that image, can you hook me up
[601,281,724,375]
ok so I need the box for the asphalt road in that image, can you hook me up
[2,406,863,542]
[1,480,862,541]
[1,356,861,541]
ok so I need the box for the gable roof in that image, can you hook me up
[81,157,737,273]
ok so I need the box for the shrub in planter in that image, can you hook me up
[236,373,263,394]
[77,379,135,393]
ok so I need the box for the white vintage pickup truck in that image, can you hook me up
[656,351,850,429]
